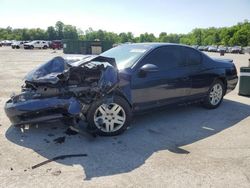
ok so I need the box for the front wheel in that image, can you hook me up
[203,80,225,109]
[87,96,132,136]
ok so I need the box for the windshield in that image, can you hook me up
[101,44,152,69]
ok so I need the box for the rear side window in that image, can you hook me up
[142,46,184,70]
[183,47,202,65]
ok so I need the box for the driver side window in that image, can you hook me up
[141,46,184,70]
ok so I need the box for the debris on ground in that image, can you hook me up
[46,168,52,172]
[168,147,190,154]
[51,170,61,176]
[31,154,88,169]
[53,136,65,144]
[64,128,78,136]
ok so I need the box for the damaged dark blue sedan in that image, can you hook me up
[5,43,238,136]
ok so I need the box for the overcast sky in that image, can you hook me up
[0,0,249,36]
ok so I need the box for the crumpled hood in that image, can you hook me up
[25,57,69,84]
[25,55,117,85]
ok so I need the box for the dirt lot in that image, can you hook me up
[0,47,250,188]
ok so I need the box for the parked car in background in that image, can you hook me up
[50,40,63,50]
[217,46,228,53]
[198,46,206,51]
[243,47,250,54]
[1,40,12,46]
[4,43,238,136]
[11,41,29,49]
[230,46,243,54]
[24,40,49,49]
[191,45,198,49]
[208,46,218,52]
[203,46,209,51]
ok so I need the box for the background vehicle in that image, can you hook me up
[243,46,250,54]
[50,40,63,50]
[1,40,12,46]
[208,46,218,52]
[198,46,206,51]
[11,41,28,49]
[24,40,49,49]
[217,46,228,53]
[191,45,198,49]
[230,46,243,54]
[5,43,238,136]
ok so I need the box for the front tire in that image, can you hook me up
[87,96,132,136]
[203,80,225,109]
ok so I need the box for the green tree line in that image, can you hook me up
[1,20,250,46]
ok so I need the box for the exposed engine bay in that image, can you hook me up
[20,56,118,103]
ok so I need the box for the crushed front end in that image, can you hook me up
[4,55,119,127]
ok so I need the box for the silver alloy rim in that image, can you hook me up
[209,83,223,106]
[94,103,126,133]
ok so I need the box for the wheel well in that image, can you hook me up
[113,90,132,108]
[217,77,227,94]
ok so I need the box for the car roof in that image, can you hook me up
[123,42,192,49]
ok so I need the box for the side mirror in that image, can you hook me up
[138,64,159,77]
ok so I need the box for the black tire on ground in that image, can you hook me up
[87,96,132,136]
[12,46,15,49]
[16,46,20,49]
[30,46,34,49]
[203,80,225,109]
[43,45,48,49]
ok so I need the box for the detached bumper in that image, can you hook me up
[4,96,82,126]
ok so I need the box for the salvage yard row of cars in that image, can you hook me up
[0,40,63,50]
[192,45,248,54]
[1,40,249,54]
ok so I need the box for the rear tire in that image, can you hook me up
[203,80,225,109]
[87,96,132,136]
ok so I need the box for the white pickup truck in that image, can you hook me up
[24,40,49,49]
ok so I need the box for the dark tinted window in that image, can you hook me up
[183,47,202,65]
[142,46,184,70]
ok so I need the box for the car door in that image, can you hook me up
[131,46,192,111]
[182,47,208,98]
[35,41,40,48]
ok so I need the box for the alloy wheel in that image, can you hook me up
[94,103,126,133]
[209,83,223,106]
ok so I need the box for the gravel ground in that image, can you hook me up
[0,47,250,188]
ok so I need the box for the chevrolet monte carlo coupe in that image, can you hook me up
[5,43,238,136]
